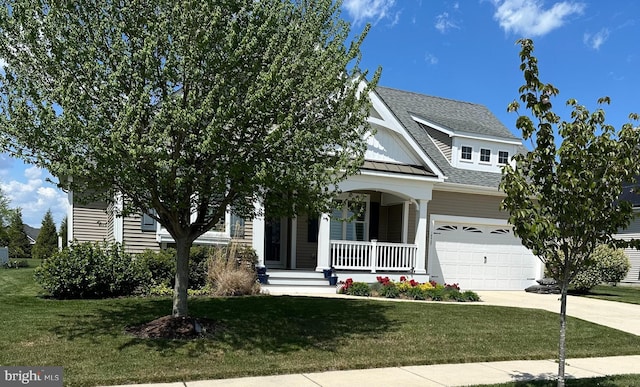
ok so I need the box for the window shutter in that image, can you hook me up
[141,212,157,232]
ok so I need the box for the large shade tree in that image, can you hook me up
[501,39,640,386]
[0,0,380,316]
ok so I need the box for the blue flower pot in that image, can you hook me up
[328,276,338,286]
[257,266,267,275]
[257,274,269,284]
[323,269,332,278]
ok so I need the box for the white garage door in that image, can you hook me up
[429,220,541,291]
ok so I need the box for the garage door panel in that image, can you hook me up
[431,220,540,291]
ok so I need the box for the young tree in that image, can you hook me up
[0,0,379,316]
[7,209,31,258]
[0,186,11,247]
[32,209,58,260]
[59,216,68,249]
[501,39,640,386]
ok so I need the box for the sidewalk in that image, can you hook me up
[109,355,640,386]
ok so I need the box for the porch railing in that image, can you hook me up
[330,239,417,273]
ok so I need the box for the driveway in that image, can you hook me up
[475,291,640,336]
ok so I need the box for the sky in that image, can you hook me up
[1,0,639,228]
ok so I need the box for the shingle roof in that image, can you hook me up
[375,86,524,189]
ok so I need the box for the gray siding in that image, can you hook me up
[72,202,108,242]
[615,219,640,283]
[123,214,160,254]
[428,191,508,221]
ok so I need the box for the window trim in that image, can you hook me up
[498,150,510,165]
[479,148,491,163]
[460,146,473,161]
[330,195,370,242]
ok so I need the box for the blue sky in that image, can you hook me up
[2,0,639,228]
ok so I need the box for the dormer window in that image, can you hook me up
[480,148,491,163]
[461,146,472,161]
[498,151,509,165]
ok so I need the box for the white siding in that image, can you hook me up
[365,128,421,165]
[615,219,640,283]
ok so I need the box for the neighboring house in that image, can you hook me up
[24,225,40,245]
[66,85,545,291]
[613,184,640,284]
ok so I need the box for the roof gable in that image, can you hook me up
[374,86,526,189]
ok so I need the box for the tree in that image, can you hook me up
[32,209,58,260]
[500,39,640,386]
[59,216,68,249]
[0,0,379,316]
[7,209,31,258]
[0,186,11,247]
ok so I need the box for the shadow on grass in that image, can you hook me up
[499,373,627,386]
[50,295,395,356]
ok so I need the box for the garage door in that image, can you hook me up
[429,220,541,291]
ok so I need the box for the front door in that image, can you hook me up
[265,218,287,269]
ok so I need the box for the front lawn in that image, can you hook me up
[574,284,640,305]
[2,267,640,387]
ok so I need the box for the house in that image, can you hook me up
[66,86,545,291]
[24,225,40,245]
[613,184,640,284]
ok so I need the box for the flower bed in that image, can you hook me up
[338,276,480,302]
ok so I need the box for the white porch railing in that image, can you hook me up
[330,239,417,273]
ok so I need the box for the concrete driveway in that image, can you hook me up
[475,291,640,336]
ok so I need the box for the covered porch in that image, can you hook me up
[253,169,436,282]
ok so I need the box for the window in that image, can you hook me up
[498,151,509,164]
[461,146,472,161]
[330,197,369,241]
[480,148,491,163]
[141,211,157,231]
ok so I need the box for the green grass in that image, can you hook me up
[2,267,640,387]
[575,284,640,305]
[479,374,640,386]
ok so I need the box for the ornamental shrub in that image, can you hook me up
[207,242,260,296]
[137,248,175,287]
[406,286,426,300]
[378,283,399,298]
[346,281,371,296]
[34,242,150,299]
[571,245,631,292]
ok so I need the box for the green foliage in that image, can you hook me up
[7,209,30,258]
[462,290,481,302]
[500,38,640,385]
[2,259,28,269]
[58,216,68,249]
[0,0,380,316]
[345,282,371,297]
[137,249,176,287]
[32,210,58,260]
[405,286,426,300]
[34,242,150,299]
[571,245,631,291]
[501,39,640,286]
[379,283,400,298]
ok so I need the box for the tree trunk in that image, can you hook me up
[172,237,192,317]
[557,279,569,387]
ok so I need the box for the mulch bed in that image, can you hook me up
[125,315,222,340]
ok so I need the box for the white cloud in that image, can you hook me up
[492,0,585,37]
[1,167,67,227]
[425,53,439,65]
[583,28,609,50]
[435,12,460,34]
[343,0,397,26]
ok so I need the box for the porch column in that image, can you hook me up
[252,201,266,268]
[402,201,410,244]
[315,212,331,271]
[290,217,297,269]
[414,199,429,274]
